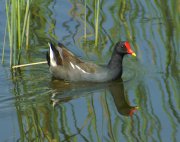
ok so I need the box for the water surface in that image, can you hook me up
[0,0,179,142]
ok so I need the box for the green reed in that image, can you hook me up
[3,0,31,66]
[84,0,87,39]
[94,0,100,47]
[82,0,101,47]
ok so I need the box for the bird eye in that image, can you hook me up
[121,45,126,49]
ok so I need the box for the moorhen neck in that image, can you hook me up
[46,41,136,82]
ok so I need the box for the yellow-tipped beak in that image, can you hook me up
[132,52,136,57]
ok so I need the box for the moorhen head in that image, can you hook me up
[46,41,136,82]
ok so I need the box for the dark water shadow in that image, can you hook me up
[50,79,138,117]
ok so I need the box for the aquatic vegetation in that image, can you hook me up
[2,0,31,66]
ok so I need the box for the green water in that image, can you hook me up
[0,0,179,142]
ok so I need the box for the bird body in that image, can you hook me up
[47,41,136,82]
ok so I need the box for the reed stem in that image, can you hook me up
[1,22,7,64]
[12,61,47,69]
[84,0,87,39]
[95,0,100,47]
[4,0,31,66]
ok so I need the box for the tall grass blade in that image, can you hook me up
[21,0,30,48]
[95,0,100,47]
[17,0,21,49]
[5,0,31,66]
[1,24,7,64]
[26,11,30,49]
[84,0,87,39]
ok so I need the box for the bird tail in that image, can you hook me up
[47,42,61,67]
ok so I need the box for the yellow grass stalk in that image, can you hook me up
[12,61,47,69]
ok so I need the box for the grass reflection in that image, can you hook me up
[13,77,137,141]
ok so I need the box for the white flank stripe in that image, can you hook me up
[75,65,89,74]
[70,62,75,69]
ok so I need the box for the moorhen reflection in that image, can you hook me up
[109,79,138,116]
[50,79,138,117]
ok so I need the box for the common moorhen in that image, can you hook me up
[46,41,136,82]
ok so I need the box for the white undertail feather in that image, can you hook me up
[48,43,57,67]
